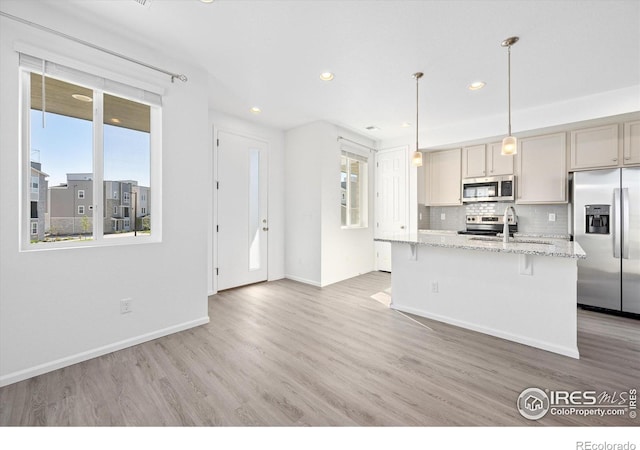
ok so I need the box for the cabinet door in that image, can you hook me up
[517,133,567,204]
[487,142,514,176]
[570,124,619,169]
[429,149,461,206]
[462,145,486,178]
[623,120,640,165]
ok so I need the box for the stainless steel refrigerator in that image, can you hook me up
[573,168,640,314]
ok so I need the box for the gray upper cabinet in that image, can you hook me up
[570,124,619,170]
[426,149,462,206]
[462,145,486,178]
[462,143,513,178]
[487,142,514,176]
[623,120,640,166]
[516,132,567,204]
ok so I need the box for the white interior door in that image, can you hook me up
[217,131,268,290]
[375,147,408,271]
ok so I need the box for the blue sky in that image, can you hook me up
[31,110,150,187]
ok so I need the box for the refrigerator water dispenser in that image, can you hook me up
[585,204,610,234]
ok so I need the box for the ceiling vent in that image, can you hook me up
[132,0,152,7]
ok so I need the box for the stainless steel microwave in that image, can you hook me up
[462,175,515,203]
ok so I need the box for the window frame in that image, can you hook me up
[30,221,38,236]
[19,57,162,251]
[77,189,85,199]
[340,148,369,229]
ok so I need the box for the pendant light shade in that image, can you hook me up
[411,150,423,166]
[411,72,424,167]
[501,135,517,155]
[501,36,519,156]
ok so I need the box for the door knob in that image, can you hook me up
[400,225,405,229]
[263,227,269,231]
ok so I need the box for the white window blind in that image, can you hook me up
[340,146,369,163]
[19,53,162,107]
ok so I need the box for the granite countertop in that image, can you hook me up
[377,231,586,259]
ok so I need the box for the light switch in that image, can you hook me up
[548,213,556,222]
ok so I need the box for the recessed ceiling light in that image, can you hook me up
[200,0,215,3]
[319,72,335,81]
[401,122,411,128]
[72,93,93,102]
[250,107,262,114]
[111,118,121,124]
[468,81,486,91]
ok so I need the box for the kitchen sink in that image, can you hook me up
[513,239,554,245]
[468,236,554,245]
[467,236,502,242]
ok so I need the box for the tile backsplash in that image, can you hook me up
[418,204,430,229]
[423,202,570,235]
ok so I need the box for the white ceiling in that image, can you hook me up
[3,0,639,143]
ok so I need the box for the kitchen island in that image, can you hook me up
[375,232,586,358]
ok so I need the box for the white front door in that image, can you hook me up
[216,131,268,290]
[375,146,408,272]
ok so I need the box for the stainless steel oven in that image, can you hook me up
[457,215,518,236]
[462,175,515,203]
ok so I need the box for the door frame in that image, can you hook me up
[210,126,270,295]
[374,145,412,271]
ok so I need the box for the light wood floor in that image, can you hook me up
[1,271,638,426]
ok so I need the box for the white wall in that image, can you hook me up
[0,6,210,386]
[321,127,376,286]
[208,109,286,294]
[284,122,325,286]
[284,122,376,287]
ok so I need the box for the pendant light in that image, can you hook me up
[501,36,519,156]
[411,72,424,167]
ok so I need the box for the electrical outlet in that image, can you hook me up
[431,281,439,293]
[120,298,133,314]
[440,213,446,221]
[548,213,556,222]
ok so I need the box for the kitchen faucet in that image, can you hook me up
[503,206,517,243]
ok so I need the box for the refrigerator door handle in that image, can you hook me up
[622,187,630,259]
[614,188,621,259]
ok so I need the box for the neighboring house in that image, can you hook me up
[49,175,150,236]
[29,161,48,241]
[132,184,151,230]
[48,173,94,236]
[104,180,133,233]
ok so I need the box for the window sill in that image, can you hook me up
[341,226,369,230]
[21,234,161,252]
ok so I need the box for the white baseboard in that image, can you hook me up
[284,274,322,287]
[391,305,580,359]
[0,316,210,388]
